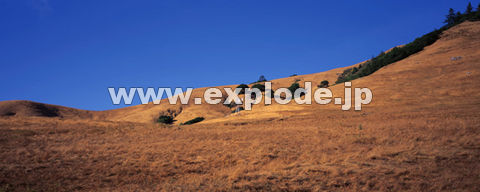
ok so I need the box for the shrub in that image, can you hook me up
[288,82,300,92]
[157,115,174,124]
[182,117,205,125]
[288,82,303,98]
[236,84,249,94]
[252,75,267,83]
[257,75,267,82]
[352,67,358,74]
[318,80,329,88]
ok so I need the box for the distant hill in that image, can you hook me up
[0,100,93,119]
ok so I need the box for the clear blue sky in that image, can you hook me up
[0,0,477,110]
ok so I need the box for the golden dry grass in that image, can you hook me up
[1,105,479,191]
[1,21,480,191]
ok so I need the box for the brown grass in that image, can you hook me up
[1,105,479,191]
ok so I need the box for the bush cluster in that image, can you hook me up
[318,80,329,88]
[157,115,174,124]
[288,82,304,98]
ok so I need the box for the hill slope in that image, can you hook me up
[101,21,480,124]
[0,21,479,191]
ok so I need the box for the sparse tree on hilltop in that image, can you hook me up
[257,75,267,82]
[466,2,473,14]
[456,11,462,22]
[477,3,480,18]
[444,8,456,25]
[477,3,480,17]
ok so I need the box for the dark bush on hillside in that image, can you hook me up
[318,80,329,88]
[182,117,205,125]
[335,4,480,84]
[251,84,265,92]
[288,83,300,93]
[236,84,249,94]
[157,115,174,124]
[352,67,358,74]
[288,82,303,98]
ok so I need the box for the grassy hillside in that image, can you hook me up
[1,20,480,191]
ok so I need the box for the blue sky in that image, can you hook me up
[0,0,477,110]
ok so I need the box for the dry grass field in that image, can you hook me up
[1,21,480,191]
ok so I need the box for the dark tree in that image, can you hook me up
[466,2,473,14]
[455,11,462,22]
[352,67,359,74]
[288,82,303,98]
[444,8,456,25]
[318,80,329,88]
[257,75,267,82]
[478,3,480,18]
[235,84,249,95]
[251,84,266,92]
[250,84,265,99]
[157,115,174,124]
